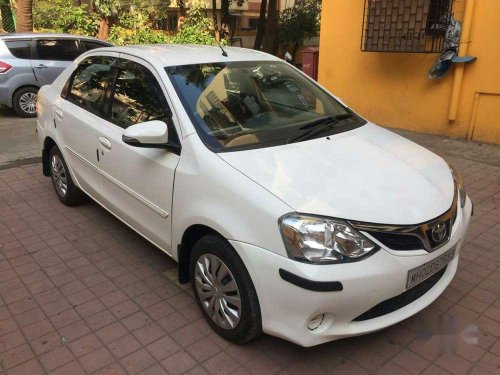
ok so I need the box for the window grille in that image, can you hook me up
[361,0,453,53]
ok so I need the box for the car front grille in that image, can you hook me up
[368,231,424,250]
[352,266,447,322]
[349,187,458,252]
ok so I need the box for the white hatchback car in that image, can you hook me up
[37,45,472,347]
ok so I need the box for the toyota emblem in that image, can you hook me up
[431,222,447,242]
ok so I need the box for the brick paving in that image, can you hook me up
[0,107,39,170]
[0,132,499,374]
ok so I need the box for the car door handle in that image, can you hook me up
[54,108,63,121]
[35,64,47,69]
[99,137,112,150]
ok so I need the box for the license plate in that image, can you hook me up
[406,245,456,289]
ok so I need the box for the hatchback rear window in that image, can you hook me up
[5,40,31,59]
[82,41,107,51]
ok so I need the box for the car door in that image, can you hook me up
[54,54,118,200]
[96,57,181,253]
[31,38,81,86]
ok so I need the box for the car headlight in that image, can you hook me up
[279,213,379,264]
[449,163,466,207]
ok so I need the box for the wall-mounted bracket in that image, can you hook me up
[451,55,477,64]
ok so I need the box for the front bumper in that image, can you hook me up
[230,197,472,347]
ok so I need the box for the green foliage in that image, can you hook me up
[277,0,321,53]
[33,0,99,36]
[108,25,172,45]
[115,9,147,29]
[172,0,218,45]
[107,3,172,46]
[32,0,227,47]
[141,0,172,20]
[93,0,120,18]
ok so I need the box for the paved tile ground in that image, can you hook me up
[0,131,499,375]
[0,107,40,170]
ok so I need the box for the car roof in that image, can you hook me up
[0,33,110,42]
[92,44,281,67]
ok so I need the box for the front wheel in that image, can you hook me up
[190,235,262,344]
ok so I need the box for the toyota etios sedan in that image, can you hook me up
[37,45,472,347]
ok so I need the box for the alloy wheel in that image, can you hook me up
[51,154,68,197]
[194,254,242,330]
[19,92,37,115]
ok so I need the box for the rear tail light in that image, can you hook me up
[0,61,12,74]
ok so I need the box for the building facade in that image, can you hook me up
[318,0,500,145]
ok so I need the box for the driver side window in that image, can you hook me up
[110,60,170,129]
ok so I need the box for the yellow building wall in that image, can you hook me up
[318,0,500,144]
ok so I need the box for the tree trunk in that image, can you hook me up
[98,17,110,40]
[15,0,33,33]
[211,0,219,42]
[292,41,300,61]
[262,0,278,53]
[254,0,267,50]
[177,0,186,16]
[221,0,230,40]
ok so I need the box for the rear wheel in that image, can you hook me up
[190,235,262,344]
[49,145,86,206]
[13,87,38,118]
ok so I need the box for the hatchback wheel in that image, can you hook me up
[49,146,86,206]
[190,235,262,344]
[13,87,38,118]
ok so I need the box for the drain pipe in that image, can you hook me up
[448,0,476,121]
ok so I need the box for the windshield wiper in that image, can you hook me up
[298,113,352,130]
[287,113,354,143]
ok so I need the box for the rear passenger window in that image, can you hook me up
[34,39,81,61]
[5,40,31,59]
[67,56,115,116]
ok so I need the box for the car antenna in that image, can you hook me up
[219,43,228,57]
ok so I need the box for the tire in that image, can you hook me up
[49,145,87,206]
[12,87,38,118]
[190,234,262,344]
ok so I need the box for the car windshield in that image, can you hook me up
[166,61,365,151]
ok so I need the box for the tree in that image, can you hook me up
[142,0,172,29]
[94,0,120,40]
[211,0,218,41]
[253,0,267,50]
[177,0,186,16]
[262,0,277,53]
[172,0,219,45]
[16,0,33,32]
[277,0,321,58]
[221,0,230,39]
[220,0,247,43]
[34,0,99,35]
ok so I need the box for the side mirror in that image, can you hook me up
[122,120,169,147]
[122,120,181,154]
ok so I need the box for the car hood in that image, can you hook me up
[219,123,455,225]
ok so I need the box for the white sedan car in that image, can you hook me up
[36,45,472,347]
